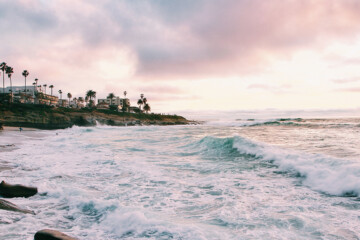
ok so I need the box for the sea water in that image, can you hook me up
[0,111,359,239]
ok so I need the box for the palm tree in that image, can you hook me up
[143,97,147,105]
[32,82,36,92]
[137,98,143,111]
[140,93,144,99]
[86,90,96,101]
[6,66,14,101]
[78,97,84,108]
[67,93,72,106]
[49,85,54,96]
[107,93,115,105]
[22,70,29,94]
[43,84,47,95]
[123,91,127,98]
[143,103,151,114]
[122,99,129,112]
[58,90,62,100]
[34,78,38,88]
[86,90,96,107]
[0,62,7,94]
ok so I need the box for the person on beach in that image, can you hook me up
[19,127,23,132]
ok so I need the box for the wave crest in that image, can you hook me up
[196,135,360,197]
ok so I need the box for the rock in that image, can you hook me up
[0,181,38,198]
[0,199,35,214]
[34,229,78,240]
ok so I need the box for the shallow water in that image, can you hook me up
[0,116,359,239]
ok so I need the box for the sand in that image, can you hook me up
[0,126,46,166]
[0,127,37,150]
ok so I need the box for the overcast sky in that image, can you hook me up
[1,0,360,112]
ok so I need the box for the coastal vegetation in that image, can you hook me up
[0,103,191,129]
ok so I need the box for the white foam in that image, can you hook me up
[233,136,360,196]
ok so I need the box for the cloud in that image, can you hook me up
[333,77,360,84]
[3,0,360,82]
[2,0,360,111]
[116,0,360,79]
[247,83,292,93]
[336,87,360,92]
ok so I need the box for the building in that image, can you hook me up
[0,86,35,96]
[97,96,130,110]
[58,99,68,107]
[97,102,110,109]
[0,86,59,106]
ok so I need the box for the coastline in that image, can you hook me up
[0,103,198,130]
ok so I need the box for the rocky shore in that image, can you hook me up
[0,103,195,130]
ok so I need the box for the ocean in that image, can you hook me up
[0,110,359,239]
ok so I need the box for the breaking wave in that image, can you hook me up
[196,135,360,197]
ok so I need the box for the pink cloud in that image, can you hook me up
[2,0,360,86]
[333,77,360,84]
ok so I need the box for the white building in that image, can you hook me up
[0,86,35,95]
[97,97,130,108]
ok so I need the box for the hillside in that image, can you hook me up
[0,103,193,129]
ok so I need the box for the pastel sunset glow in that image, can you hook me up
[2,0,360,112]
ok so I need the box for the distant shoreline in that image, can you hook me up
[0,103,198,130]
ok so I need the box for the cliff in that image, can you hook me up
[0,103,193,129]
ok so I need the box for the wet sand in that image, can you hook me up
[0,127,46,173]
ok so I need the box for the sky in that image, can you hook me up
[1,0,360,112]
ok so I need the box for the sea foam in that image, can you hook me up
[231,136,360,196]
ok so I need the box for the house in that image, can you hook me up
[97,96,130,110]
[58,99,68,107]
[97,102,110,109]
[0,86,59,106]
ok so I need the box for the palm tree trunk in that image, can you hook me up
[10,77,12,103]
[2,72,4,95]
[25,77,26,94]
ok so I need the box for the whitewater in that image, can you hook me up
[0,111,359,239]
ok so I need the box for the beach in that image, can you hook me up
[0,126,43,152]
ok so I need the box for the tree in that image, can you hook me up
[107,93,115,105]
[137,98,143,111]
[58,90,62,100]
[143,103,151,114]
[123,91,127,98]
[0,62,7,94]
[32,82,36,92]
[43,84,47,95]
[137,93,144,111]
[122,99,129,112]
[86,90,96,107]
[49,85,54,96]
[143,97,147,105]
[6,66,14,101]
[22,70,29,94]
[35,91,44,100]
[78,97,84,108]
[67,93,72,106]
